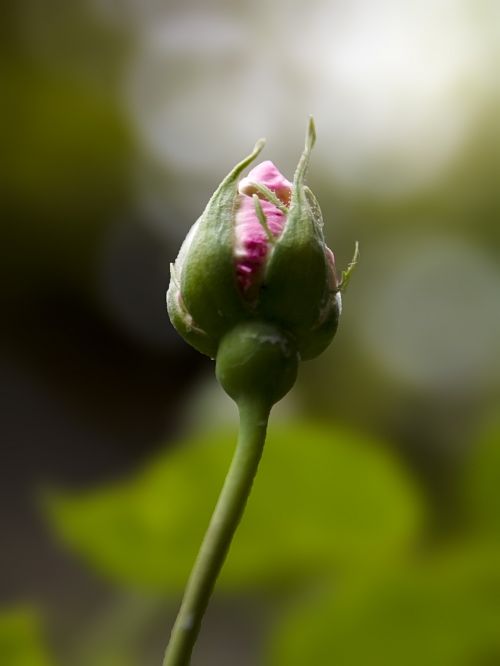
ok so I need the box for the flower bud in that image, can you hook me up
[167,118,349,363]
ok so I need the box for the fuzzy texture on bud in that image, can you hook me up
[167,119,343,362]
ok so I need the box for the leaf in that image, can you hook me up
[46,423,423,593]
[0,608,54,666]
[463,421,500,539]
[267,543,500,666]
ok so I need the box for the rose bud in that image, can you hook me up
[164,121,358,665]
[167,118,356,362]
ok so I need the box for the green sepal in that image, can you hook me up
[172,139,265,351]
[257,118,335,358]
[339,241,360,292]
[299,291,342,360]
[166,262,218,358]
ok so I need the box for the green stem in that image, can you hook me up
[163,398,271,666]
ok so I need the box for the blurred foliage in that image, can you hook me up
[268,544,500,666]
[463,420,500,540]
[267,421,500,665]
[0,609,54,666]
[0,0,133,300]
[1,60,133,296]
[44,417,500,665]
[46,423,423,593]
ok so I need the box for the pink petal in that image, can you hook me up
[235,161,292,295]
[324,246,339,291]
[238,160,292,204]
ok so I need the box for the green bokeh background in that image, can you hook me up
[1,1,499,664]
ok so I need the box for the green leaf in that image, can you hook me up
[268,543,500,666]
[46,423,423,593]
[0,608,54,666]
[463,422,500,539]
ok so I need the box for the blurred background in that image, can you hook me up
[1,0,500,664]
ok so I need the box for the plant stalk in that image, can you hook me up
[163,398,270,666]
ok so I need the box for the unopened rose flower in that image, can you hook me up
[167,118,355,363]
[164,121,358,665]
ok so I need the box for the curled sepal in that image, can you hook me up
[292,116,316,192]
[167,263,218,358]
[339,242,360,292]
[173,139,266,352]
[258,118,334,357]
